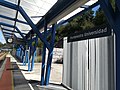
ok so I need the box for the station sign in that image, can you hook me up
[68,24,112,42]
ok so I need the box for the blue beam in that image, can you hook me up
[0,15,28,25]
[19,7,51,50]
[59,2,99,25]
[41,19,47,85]
[0,22,26,40]
[2,28,26,35]
[0,1,18,10]
[26,0,88,38]
[3,31,14,35]
[0,0,50,50]
[99,0,120,90]
[13,0,21,32]
[45,24,56,85]
[4,34,11,37]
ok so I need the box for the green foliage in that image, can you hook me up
[0,42,3,48]
[93,8,107,26]
[37,38,43,48]
[110,0,115,11]
[35,55,42,62]
[55,6,107,47]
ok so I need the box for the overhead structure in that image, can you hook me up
[2,0,118,88]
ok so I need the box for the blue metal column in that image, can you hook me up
[41,19,47,85]
[31,36,38,71]
[28,44,31,71]
[98,0,120,89]
[23,45,29,66]
[22,47,26,66]
[45,24,56,85]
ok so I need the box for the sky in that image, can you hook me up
[0,30,6,44]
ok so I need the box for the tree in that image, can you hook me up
[93,8,107,26]
[0,42,3,48]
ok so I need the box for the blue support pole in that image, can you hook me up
[18,7,51,50]
[18,47,21,58]
[31,36,38,71]
[41,19,47,85]
[28,35,33,71]
[16,48,18,57]
[31,50,36,71]
[28,46,31,71]
[22,48,25,64]
[21,50,24,62]
[98,0,120,90]
[26,50,29,66]
[23,50,27,66]
[45,24,56,85]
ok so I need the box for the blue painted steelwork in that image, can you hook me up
[23,50,29,66]
[0,0,105,86]
[59,2,99,26]
[28,50,31,71]
[3,31,14,35]
[31,50,36,71]
[0,1,19,10]
[19,7,50,50]
[0,1,50,50]
[28,36,32,71]
[45,24,56,85]
[2,28,26,35]
[31,36,38,71]
[4,35,11,38]
[98,0,120,90]
[41,19,47,85]
[26,0,82,38]
[0,15,28,25]
[0,22,26,40]
[22,50,26,66]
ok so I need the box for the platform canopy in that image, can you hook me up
[0,0,98,43]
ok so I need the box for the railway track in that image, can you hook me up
[0,52,7,68]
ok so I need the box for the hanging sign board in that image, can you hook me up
[68,24,112,42]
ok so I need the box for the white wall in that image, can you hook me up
[63,35,116,90]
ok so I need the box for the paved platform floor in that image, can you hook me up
[9,54,67,90]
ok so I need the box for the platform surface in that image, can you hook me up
[9,54,66,90]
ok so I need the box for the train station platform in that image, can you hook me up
[0,53,66,90]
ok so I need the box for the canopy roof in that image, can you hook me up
[0,0,98,43]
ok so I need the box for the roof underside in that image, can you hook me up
[0,0,98,43]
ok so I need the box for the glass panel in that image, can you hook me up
[0,5,16,18]
[4,0,18,5]
[14,33,22,38]
[16,22,31,33]
[58,0,98,23]
[20,0,58,24]
[17,12,26,22]
[2,26,14,30]
[0,18,15,26]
